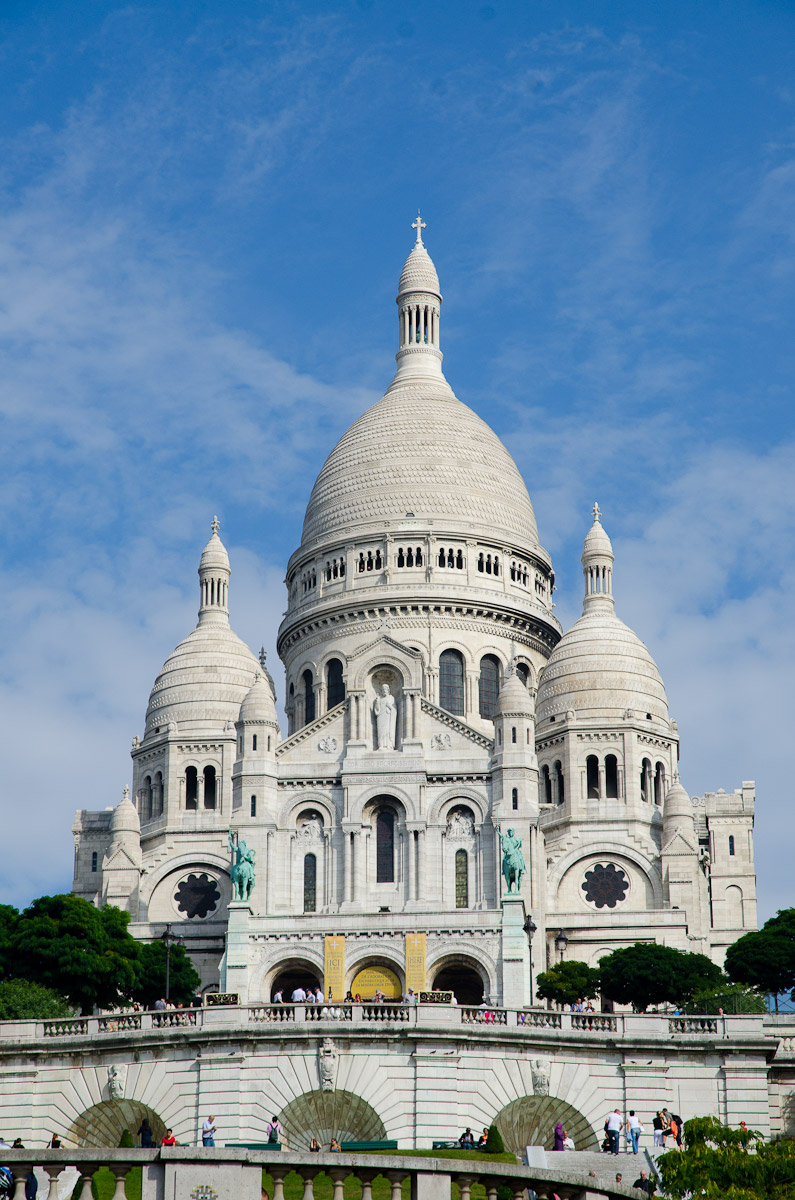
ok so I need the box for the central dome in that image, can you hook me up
[301,377,540,551]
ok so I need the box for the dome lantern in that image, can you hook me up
[393,212,444,385]
[581,502,615,614]
[198,516,231,627]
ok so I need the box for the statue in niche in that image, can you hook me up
[373,683,398,750]
[298,817,323,843]
[318,1038,338,1092]
[447,810,475,840]
[107,1064,127,1100]
[530,1058,550,1095]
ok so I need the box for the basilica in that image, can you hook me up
[72,223,757,1007]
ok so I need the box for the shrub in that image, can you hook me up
[484,1124,505,1154]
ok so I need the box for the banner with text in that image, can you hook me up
[405,932,427,994]
[324,935,345,1002]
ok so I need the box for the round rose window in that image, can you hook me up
[581,862,629,909]
[174,872,221,919]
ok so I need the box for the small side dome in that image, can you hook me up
[111,786,140,836]
[495,671,534,718]
[663,775,694,825]
[239,671,279,726]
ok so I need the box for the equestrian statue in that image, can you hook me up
[228,830,256,902]
[500,827,526,893]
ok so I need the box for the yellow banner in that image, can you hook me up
[405,932,427,995]
[324,935,345,1002]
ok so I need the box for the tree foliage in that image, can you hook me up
[725,909,795,1004]
[535,960,601,1006]
[134,941,200,1008]
[484,1125,505,1154]
[657,1114,795,1199]
[11,895,141,1014]
[0,905,20,978]
[687,981,766,1016]
[0,979,73,1019]
[599,942,724,1011]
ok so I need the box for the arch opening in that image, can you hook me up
[270,960,322,1002]
[493,1095,599,1155]
[278,1089,386,1152]
[70,1100,167,1149]
[432,961,484,1006]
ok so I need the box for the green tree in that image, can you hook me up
[0,904,19,977]
[535,960,601,1007]
[0,979,73,1019]
[657,1114,795,1199]
[484,1125,505,1154]
[599,943,724,1012]
[12,895,141,1014]
[687,981,766,1016]
[134,941,200,1009]
[725,909,795,1009]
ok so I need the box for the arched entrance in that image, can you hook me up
[70,1100,166,1148]
[270,960,322,1001]
[349,962,402,999]
[432,960,484,1005]
[279,1089,386,1151]
[494,1096,599,1154]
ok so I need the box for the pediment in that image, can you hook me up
[102,846,140,871]
[346,633,423,662]
[420,698,494,752]
[661,828,698,856]
[276,700,347,764]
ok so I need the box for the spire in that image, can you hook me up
[581,503,615,613]
[198,516,231,627]
[392,214,444,385]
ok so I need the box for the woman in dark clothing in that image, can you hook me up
[138,1119,155,1148]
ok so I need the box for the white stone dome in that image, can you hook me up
[145,624,260,736]
[398,242,441,297]
[238,671,279,726]
[537,608,668,723]
[301,378,540,551]
[111,790,140,836]
[199,521,230,572]
[496,671,534,717]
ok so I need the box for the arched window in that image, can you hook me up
[326,658,345,708]
[185,766,198,811]
[541,764,552,804]
[586,755,600,799]
[455,849,468,908]
[154,770,163,816]
[250,795,257,818]
[142,775,152,821]
[303,669,315,725]
[252,734,257,751]
[729,835,735,857]
[605,754,619,799]
[478,655,500,719]
[511,726,517,743]
[654,762,665,805]
[203,765,217,810]
[554,761,565,804]
[516,662,530,687]
[640,758,651,802]
[376,810,395,883]
[439,649,465,716]
[304,854,317,912]
[91,851,98,872]
[512,787,518,811]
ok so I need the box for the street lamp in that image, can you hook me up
[554,929,568,961]
[523,917,537,1006]
[161,924,181,1002]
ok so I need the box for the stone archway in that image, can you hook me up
[270,959,322,1001]
[494,1095,598,1154]
[70,1099,167,1148]
[432,959,485,1005]
[278,1089,386,1151]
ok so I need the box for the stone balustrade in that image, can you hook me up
[0,1148,650,1200]
[0,1004,779,1044]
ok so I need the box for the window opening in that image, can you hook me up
[729,835,735,856]
[455,849,468,908]
[326,658,345,708]
[478,654,500,719]
[586,755,600,799]
[439,649,465,716]
[252,734,257,751]
[304,853,317,912]
[512,787,518,811]
[555,761,565,804]
[303,669,315,724]
[542,765,552,804]
[250,795,257,818]
[203,765,217,810]
[91,851,98,872]
[185,766,198,811]
[605,754,618,799]
[376,810,395,883]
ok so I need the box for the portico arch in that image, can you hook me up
[431,955,486,1005]
[278,1089,386,1151]
[268,957,323,1001]
[70,1099,166,1148]
[493,1095,599,1154]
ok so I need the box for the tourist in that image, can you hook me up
[138,1119,155,1148]
[354,993,361,1003]
[652,1112,663,1147]
[154,998,167,1012]
[670,1112,684,1148]
[291,985,306,1003]
[267,1117,281,1144]
[615,1174,622,1185]
[344,991,354,1002]
[161,1130,177,1146]
[552,1121,566,1151]
[329,1138,341,1152]
[273,989,283,1004]
[563,1134,575,1151]
[458,1128,475,1149]
[11,1140,23,1149]
[48,1134,61,1149]
[632,1169,653,1194]
[605,1109,622,1155]
[476,1128,489,1149]
[202,1116,217,1147]
[627,1110,643,1154]
[309,1137,320,1153]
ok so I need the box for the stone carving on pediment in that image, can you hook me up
[431,732,451,751]
[446,809,475,840]
[318,737,338,754]
[298,817,324,843]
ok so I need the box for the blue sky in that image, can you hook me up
[0,1,793,921]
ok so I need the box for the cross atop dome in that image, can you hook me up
[412,211,426,246]
[211,515,220,535]
[592,502,601,522]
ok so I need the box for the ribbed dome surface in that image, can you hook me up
[301,379,540,550]
[146,624,259,735]
[398,243,441,296]
[537,609,668,722]
[496,672,534,717]
[111,795,140,835]
[239,672,279,725]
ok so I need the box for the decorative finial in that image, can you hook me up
[211,515,220,536]
[411,210,426,246]
[592,502,601,522]
[123,785,130,801]
[259,647,267,668]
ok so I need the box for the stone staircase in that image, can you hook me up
[535,1148,661,1189]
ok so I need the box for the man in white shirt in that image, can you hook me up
[605,1109,622,1155]
[291,986,306,1002]
[202,1116,216,1147]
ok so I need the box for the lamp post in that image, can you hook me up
[161,924,181,1002]
[554,929,568,962]
[523,916,537,1006]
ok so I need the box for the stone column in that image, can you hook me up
[500,894,530,1008]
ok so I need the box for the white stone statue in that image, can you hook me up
[107,1064,127,1099]
[373,683,398,750]
[530,1058,550,1096]
[318,1037,338,1092]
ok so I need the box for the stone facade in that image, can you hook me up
[72,225,757,1006]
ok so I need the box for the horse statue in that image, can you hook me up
[500,827,526,893]
[228,830,256,902]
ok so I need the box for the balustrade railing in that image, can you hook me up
[0,1148,641,1200]
[668,1015,718,1035]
